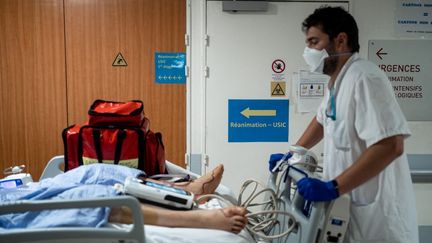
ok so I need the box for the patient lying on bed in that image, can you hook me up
[0,164,247,234]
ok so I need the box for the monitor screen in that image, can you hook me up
[0,178,23,189]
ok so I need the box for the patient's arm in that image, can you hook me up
[109,204,248,234]
[110,164,247,234]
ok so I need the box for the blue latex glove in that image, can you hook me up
[268,153,292,172]
[297,177,339,201]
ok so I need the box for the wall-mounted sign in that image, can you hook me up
[228,99,289,142]
[271,59,286,81]
[395,0,432,37]
[368,40,432,121]
[112,53,127,67]
[155,52,186,84]
[271,81,286,97]
[272,59,285,73]
[294,71,328,113]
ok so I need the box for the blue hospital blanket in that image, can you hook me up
[0,164,144,229]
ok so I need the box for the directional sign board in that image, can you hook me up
[155,52,186,84]
[228,99,289,142]
[368,40,432,121]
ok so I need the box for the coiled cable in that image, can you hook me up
[195,172,297,240]
[194,159,323,241]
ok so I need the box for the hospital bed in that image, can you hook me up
[0,153,349,243]
[0,156,255,243]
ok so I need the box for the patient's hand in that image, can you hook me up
[200,206,248,234]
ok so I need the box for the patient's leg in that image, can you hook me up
[142,164,224,195]
[109,204,248,234]
[173,164,224,195]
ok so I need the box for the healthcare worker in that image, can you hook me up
[289,6,418,243]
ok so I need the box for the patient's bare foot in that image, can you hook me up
[175,164,224,195]
[200,206,248,234]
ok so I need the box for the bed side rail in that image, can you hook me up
[0,195,144,243]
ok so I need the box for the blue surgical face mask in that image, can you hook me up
[325,87,336,121]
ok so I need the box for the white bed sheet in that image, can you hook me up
[110,197,257,243]
[36,157,257,242]
[110,224,255,243]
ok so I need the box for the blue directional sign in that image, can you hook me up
[228,99,289,142]
[155,52,186,84]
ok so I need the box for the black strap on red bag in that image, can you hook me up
[92,129,103,163]
[114,129,127,164]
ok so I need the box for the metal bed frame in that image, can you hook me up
[0,155,237,243]
[0,196,145,243]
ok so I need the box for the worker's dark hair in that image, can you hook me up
[302,6,360,52]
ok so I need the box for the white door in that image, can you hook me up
[205,1,349,192]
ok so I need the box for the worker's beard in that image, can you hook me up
[323,56,338,76]
[323,43,338,76]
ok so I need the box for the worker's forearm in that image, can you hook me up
[296,116,323,149]
[335,135,404,195]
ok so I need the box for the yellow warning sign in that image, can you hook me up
[112,53,128,67]
[271,81,286,96]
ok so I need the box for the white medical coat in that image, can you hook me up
[316,53,419,243]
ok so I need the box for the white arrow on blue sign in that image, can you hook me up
[155,52,186,84]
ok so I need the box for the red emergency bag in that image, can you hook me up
[62,100,166,176]
[88,99,145,126]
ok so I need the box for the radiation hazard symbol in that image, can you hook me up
[271,81,286,97]
[112,52,128,67]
